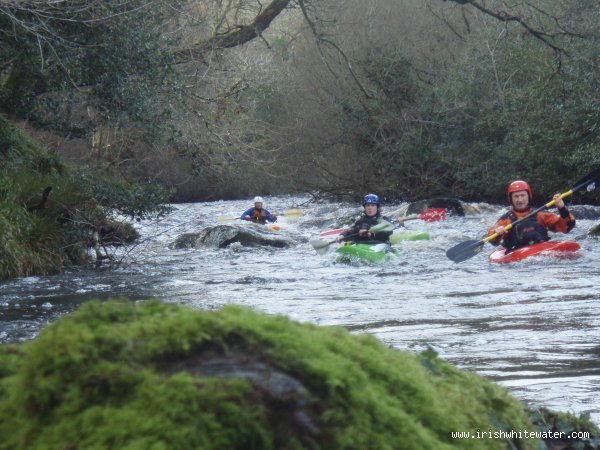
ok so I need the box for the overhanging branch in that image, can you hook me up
[174,0,292,63]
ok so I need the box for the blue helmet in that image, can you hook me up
[362,193,380,206]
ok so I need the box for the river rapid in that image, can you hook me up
[1,196,600,425]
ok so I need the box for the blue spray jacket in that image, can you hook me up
[240,207,277,224]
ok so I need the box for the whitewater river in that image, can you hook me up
[1,196,600,425]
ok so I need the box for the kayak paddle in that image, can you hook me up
[310,221,395,255]
[319,227,351,237]
[217,208,302,223]
[446,168,600,263]
[319,208,446,236]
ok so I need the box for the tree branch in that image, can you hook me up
[174,0,292,62]
[442,0,569,54]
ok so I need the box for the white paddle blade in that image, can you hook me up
[310,238,333,255]
[370,221,395,232]
[217,215,238,223]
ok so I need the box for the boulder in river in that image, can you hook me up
[170,224,296,249]
[569,205,600,220]
[4,299,597,449]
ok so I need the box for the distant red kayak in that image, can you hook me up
[489,241,581,264]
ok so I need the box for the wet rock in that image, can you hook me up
[169,233,202,249]
[171,224,296,249]
[569,205,600,220]
[406,198,465,216]
[1,299,578,450]
[589,223,600,237]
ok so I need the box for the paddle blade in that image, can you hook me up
[371,221,396,232]
[446,239,486,263]
[572,167,600,193]
[282,208,302,217]
[217,215,238,223]
[310,238,334,255]
[418,208,446,222]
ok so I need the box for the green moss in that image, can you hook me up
[0,114,170,280]
[0,299,553,450]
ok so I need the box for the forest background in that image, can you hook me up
[2,0,600,278]
[3,0,600,203]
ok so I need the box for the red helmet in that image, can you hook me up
[507,180,532,202]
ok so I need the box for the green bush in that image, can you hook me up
[0,114,171,280]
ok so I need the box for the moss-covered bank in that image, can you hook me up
[0,114,170,280]
[2,300,596,449]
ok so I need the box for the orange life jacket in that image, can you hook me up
[251,208,268,224]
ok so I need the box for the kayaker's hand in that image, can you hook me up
[494,226,507,236]
[244,215,251,221]
[553,193,565,208]
[395,217,405,226]
[336,234,345,243]
[358,228,370,237]
[272,213,278,220]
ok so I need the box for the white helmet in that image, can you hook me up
[253,196,264,204]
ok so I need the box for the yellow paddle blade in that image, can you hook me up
[282,208,302,217]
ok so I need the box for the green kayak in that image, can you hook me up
[335,242,403,263]
[390,229,430,245]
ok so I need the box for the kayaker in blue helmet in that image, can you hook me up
[241,196,277,224]
[487,180,575,252]
[336,194,393,243]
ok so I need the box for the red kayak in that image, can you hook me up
[489,241,581,264]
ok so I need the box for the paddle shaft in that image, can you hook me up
[219,208,301,223]
[320,209,445,236]
[311,221,395,252]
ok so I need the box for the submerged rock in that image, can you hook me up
[170,224,296,249]
[3,299,591,450]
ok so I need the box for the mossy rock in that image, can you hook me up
[0,300,545,450]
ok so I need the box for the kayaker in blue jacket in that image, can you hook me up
[336,194,393,243]
[241,196,277,224]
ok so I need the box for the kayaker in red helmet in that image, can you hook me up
[336,194,393,243]
[487,180,575,252]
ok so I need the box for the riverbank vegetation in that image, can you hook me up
[0,114,171,280]
[1,300,597,449]
[2,1,599,205]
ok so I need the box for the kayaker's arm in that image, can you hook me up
[240,208,254,221]
[265,209,277,223]
[538,210,575,233]
[487,217,511,246]
[536,193,575,233]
